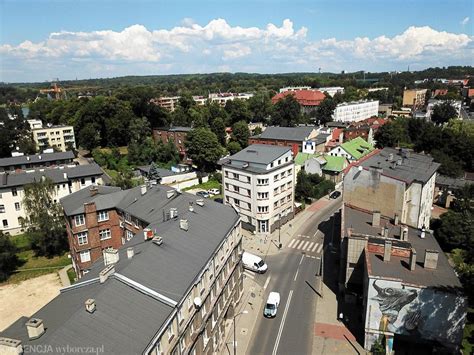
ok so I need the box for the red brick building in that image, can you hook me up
[343,117,388,145]
[271,90,326,114]
[152,126,193,161]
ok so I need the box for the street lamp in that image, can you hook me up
[233,310,248,355]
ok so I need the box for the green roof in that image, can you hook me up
[295,152,320,166]
[340,137,374,160]
[323,155,346,172]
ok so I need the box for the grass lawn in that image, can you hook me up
[98,146,128,155]
[104,168,119,180]
[10,233,31,251]
[67,268,77,284]
[183,179,221,192]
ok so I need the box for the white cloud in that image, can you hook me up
[0,19,472,82]
[461,17,470,26]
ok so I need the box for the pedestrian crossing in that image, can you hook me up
[287,238,324,254]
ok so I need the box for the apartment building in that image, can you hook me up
[343,147,439,229]
[426,99,462,120]
[402,89,427,108]
[152,126,193,161]
[151,96,181,111]
[208,92,254,106]
[1,185,244,355]
[272,90,326,114]
[317,86,345,97]
[221,144,295,234]
[32,125,76,152]
[0,151,74,173]
[0,164,103,235]
[279,86,311,93]
[152,93,253,111]
[332,100,379,123]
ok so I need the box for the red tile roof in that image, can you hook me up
[272,90,326,106]
[433,89,448,97]
[332,128,344,140]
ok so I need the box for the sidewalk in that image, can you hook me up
[58,264,73,287]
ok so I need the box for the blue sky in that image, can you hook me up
[1,0,473,82]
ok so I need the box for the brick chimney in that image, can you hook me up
[25,318,45,340]
[89,185,99,196]
[424,249,439,269]
[383,240,392,262]
[372,211,381,227]
[409,248,417,271]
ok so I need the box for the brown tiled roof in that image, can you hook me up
[272,90,326,106]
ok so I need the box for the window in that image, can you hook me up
[234,199,240,206]
[274,201,279,208]
[97,210,109,222]
[99,229,111,240]
[233,185,240,193]
[167,325,174,340]
[246,176,251,183]
[79,250,91,262]
[273,175,279,182]
[75,214,85,226]
[91,177,96,184]
[233,173,239,180]
[0,205,4,213]
[257,192,268,199]
[178,309,184,323]
[270,162,274,168]
[2,219,8,227]
[274,187,279,195]
[257,178,269,186]
[80,178,86,185]
[77,232,88,245]
[201,302,207,318]
[285,156,289,162]
[278,159,281,165]
[124,212,131,223]
[180,337,186,352]
[11,188,17,196]
[126,229,134,241]
[258,206,269,213]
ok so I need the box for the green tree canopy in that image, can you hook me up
[185,128,224,172]
[0,232,20,282]
[227,141,242,155]
[315,97,336,124]
[431,101,458,125]
[231,120,250,148]
[271,95,301,127]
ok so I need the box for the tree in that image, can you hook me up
[227,141,242,155]
[225,99,251,125]
[0,232,20,282]
[185,128,224,172]
[111,167,135,189]
[271,95,301,127]
[431,101,457,125]
[147,162,162,184]
[231,120,250,148]
[210,117,227,146]
[22,178,68,257]
[253,126,263,135]
[77,123,101,151]
[247,91,273,122]
[295,171,313,201]
[315,98,336,124]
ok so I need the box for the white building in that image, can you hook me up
[426,99,462,121]
[221,144,295,235]
[32,125,76,152]
[318,87,345,97]
[332,100,379,123]
[0,164,103,235]
[207,93,254,106]
[27,119,43,129]
[279,86,312,93]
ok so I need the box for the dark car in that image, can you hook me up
[329,191,341,199]
[196,191,210,198]
[214,198,223,204]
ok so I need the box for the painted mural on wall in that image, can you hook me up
[365,279,466,350]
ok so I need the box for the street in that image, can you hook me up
[246,198,342,354]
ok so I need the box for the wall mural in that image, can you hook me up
[365,279,467,352]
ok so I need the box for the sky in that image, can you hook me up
[0,0,473,83]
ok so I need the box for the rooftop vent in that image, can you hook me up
[243,163,249,168]
[140,184,147,195]
[188,202,194,212]
[383,240,392,262]
[166,190,175,199]
[143,228,154,240]
[372,211,381,227]
[0,337,23,354]
[38,155,42,160]
[246,150,257,154]
[152,236,163,246]
[99,264,115,283]
[193,297,202,309]
[180,219,188,231]
[400,225,409,241]
[127,247,134,259]
[63,172,67,179]
[25,318,45,340]
[394,213,399,226]
[388,153,394,161]
[103,248,119,266]
[424,249,439,269]
[170,208,178,219]
[409,248,417,271]
[85,299,96,313]
[196,199,204,207]
[396,159,402,166]
[89,185,98,197]
[420,226,426,239]
[26,156,30,161]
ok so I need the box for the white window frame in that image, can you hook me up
[97,210,109,222]
[77,232,88,246]
[99,229,111,241]
[79,250,91,263]
[126,229,134,241]
[75,214,85,226]
[14,202,20,211]
[0,204,5,213]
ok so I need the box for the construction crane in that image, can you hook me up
[39,82,66,100]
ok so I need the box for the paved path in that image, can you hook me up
[58,265,73,287]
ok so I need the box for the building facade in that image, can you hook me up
[271,90,326,114]
[0,164,103,235]
[317,86,345,97]
[402,89,427,108]
[0,151,75,173]
[153,127,193,161]
[32,125,76,152]
[332,100,379,123]
[221,144,295,234]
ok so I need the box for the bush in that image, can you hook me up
[0,233,20,281]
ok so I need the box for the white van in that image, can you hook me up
[263,292,280,318]
[242,251,268,274]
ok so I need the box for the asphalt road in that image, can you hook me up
[247,198,342,355]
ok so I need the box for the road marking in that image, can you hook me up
[272,289,294,355]
[299,254,304,265]
[308,242,315,251]
[311,243,319,252]
[263,276,271,290]
[296,240,305,250]
[292,240,301,249]
[316,244,323,254]
[293,268,299,281]
[287,239,296,248]
[313,230,319,238]
[302,241,310,250]
[244,271,255,279]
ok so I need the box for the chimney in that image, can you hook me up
[127,247,134,259]
[170,208,178,219]
[388,153,393,161]
[383,240,392,262]
[0,338,23,355]
[409,248,417,271]
[166,190,175,199]
[424,249,439,269]
[381,226,389,238]
[99,264,115,283]
[372,211,381,227]
[103,248,119,266]
[196,199,204,207]
[38,155,42,160]
[140,184,147,195]
[347,228,353,237]
[400,225,409,241]
[63,172,67,179]
[85,298,96,313]
[420,226,426,239]
[26,156,30,161]
[25,318,45,340]
[394,213,399,226]
[396,159,402,166]
[89,186,98,196]
[188,202,194,212]
[180,219,189,231]
[143,228,154,240]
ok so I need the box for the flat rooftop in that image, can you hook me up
[345,205,461,289]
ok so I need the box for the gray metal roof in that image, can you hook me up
[0,164,104,189]
[0,151,74,168]
[224,144,291,165]
[60,186,124,216]
[311,133,330,145]
[360,147,440,184]
[257,126,316,141]
[345,206,461,289]
[137,166,177,177]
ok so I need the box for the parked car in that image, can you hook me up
[214,197,223,204]
[242,251,268,274]
[208,188,220,195]
[263,292,280,318]
[329,191,341,199]
[196,190,210,198]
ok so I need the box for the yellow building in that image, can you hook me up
[32,125,76,152]
[402,89,427,108]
